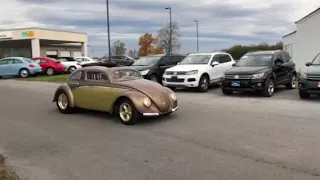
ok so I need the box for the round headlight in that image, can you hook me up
[143,97,151,107]
[170,93,177,101]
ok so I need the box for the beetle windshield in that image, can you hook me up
[112,70,142,81]
[235,54,272,67]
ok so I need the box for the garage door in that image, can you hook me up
[46,50,58,56]
[73,51,82,57]
[60,51,71,57]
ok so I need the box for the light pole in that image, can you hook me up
[165,7,172,54]
[193,20,199,52]
[106,0,111,60]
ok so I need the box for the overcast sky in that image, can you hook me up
[1,0,320,56]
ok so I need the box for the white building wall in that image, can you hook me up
[295,11,320,72]
[282,32,296,64]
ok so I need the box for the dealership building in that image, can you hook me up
[0,27,88,59]
[283,7,320,71]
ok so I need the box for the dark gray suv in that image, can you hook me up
[298,53,320,99]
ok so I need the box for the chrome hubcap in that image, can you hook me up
[57,93,68,110]
[119,103,132,122]
[20,70,28,77]
[291,76,296,88]
[268,82,274,95]
[47,69,53,75]
[70,67,76,72]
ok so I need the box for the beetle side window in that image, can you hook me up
[13,59,23,64]
[70,71,83,80]
[0,59,9,65]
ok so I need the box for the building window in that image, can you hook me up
[0,48,31,58]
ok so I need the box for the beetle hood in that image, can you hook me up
[113,79,171,112]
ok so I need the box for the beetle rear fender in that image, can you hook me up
[53,84,75,107]
[110,91,148,114]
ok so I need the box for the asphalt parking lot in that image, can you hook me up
[0,80,320,180]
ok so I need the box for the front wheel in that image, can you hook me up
[117,99,140,125]
[261,78,275,97]
[285,74,296,89]
[197,75,209,92]
[56,91,74,114]
[299,90,310,99]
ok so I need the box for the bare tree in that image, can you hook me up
[156,22,181,54]
[111,40,127,56]
[128,49,138,57]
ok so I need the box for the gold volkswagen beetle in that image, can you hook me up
[53,66,178,125]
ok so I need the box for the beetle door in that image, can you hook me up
[74,71,116,111]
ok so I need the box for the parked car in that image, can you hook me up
[55,57,82,73]
[74,56,97,65]
[110,55,136,66]
[31,57,65,75]
[298,53,320,98]
[52,66,178,125]
[162,52,235,92]
[0,57,42,78]
[221,50,297,97]
[130,54,186,83]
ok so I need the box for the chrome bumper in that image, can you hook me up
[143,106,179,116]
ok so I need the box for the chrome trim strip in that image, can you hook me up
[143,113,159,116]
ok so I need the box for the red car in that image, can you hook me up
[31,57,65,75]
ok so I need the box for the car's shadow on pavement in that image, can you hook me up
[53,108,175,126]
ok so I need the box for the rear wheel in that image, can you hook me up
[116,98,139,125]
[261,78,274,97]
[299,90,310,99]
[285,74,296,89]
[46,68,54,76]
[56,91,74,114]
[19,69,29,78]
[197,75,209,92]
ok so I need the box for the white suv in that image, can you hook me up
[162,52,235,92]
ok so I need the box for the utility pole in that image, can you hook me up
[106,0,111,60]
[165,7,172,54]
[193,20,199,52]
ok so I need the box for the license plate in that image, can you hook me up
[171,76,178,79]
[231,81,240,86]
[318,82,320,87]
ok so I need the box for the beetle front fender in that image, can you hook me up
[52,83,75,107]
